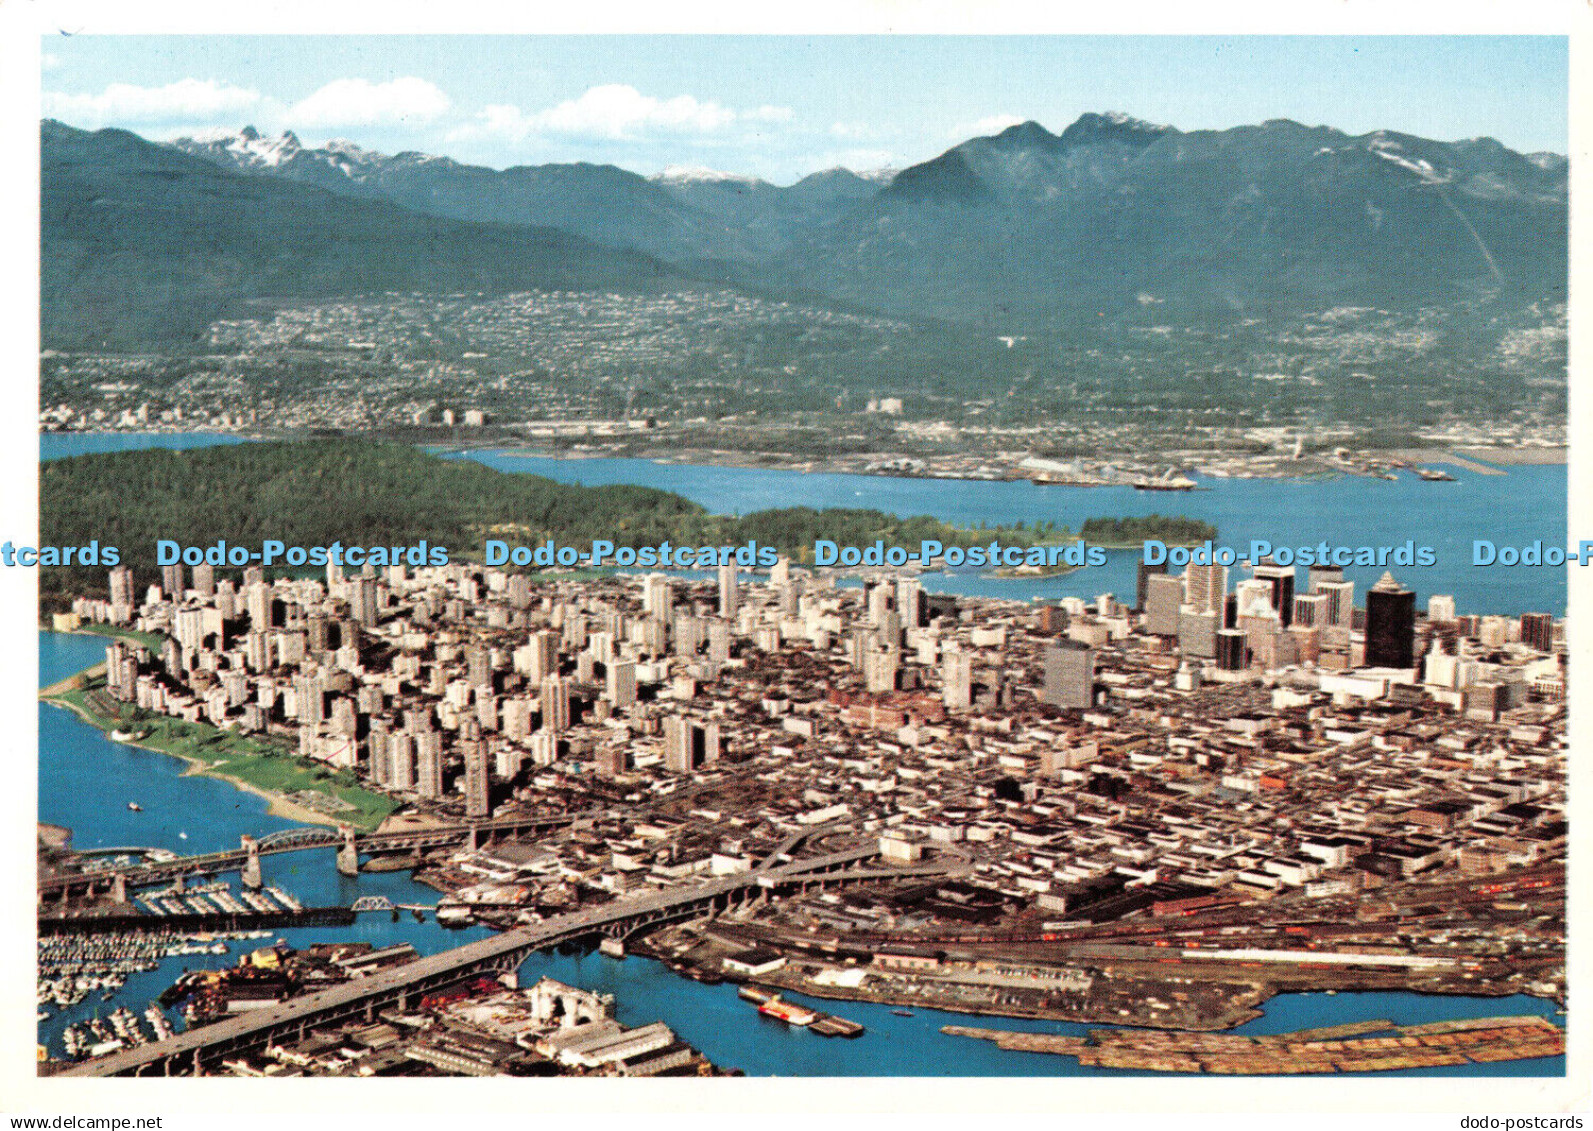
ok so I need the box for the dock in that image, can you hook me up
[40,906,357,936]
[738,984,864,1037]
[809,1014,865,1038]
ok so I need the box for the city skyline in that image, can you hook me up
[42,540,1567,1075]
[23,13,1576,1098]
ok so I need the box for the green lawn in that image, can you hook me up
[72,622,169,652]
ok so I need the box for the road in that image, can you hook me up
[58,842,895,1077]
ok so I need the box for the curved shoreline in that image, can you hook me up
[41,681,344,831]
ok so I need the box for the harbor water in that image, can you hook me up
[39,433,1568,615]
[443,450,1568,617]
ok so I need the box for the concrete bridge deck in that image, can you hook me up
[59,842,892,1077]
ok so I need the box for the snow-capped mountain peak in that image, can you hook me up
[169,128,402,180]
[653,165,763,186]
[221,126,302,168]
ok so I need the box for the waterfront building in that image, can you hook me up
[386,732,416,791]
[108,565,135,625]
[366,720,390,787]
[1520,613,1555,653]
[415,730,444,800]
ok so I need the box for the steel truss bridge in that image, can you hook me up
[38,811,592,902]
[61,843,958,1077]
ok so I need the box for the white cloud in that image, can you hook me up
[456,84,791,145]
[537,84,734,139]
[42,78,264,127]
[286,77,450,130]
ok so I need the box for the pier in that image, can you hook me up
[40,906,358,936]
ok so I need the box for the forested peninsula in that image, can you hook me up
[39,440,1214,598]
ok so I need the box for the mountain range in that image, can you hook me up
[43,120,685,348]
[775,112,1566,325]
[170,126,889,266]
[42,112,1567,347]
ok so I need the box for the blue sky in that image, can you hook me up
[40,36,1568,183]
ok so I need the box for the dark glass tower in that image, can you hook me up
[1365,571,1416,668]
[1253,560,1296,628]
